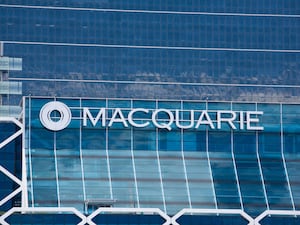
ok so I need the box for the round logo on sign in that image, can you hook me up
[39,101,72,131]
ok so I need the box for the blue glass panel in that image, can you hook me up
[159,151,190,214]
[82,150,111,201]
[158,101,181,109]
[234,132,267,215]
[81,128,106,149]
[5,42,300,100]
[56,147,84,209]
[2,7,299,49]
[210,151,241,208]
[183,101,206,111]
[30,129,54,150]
[158,130,181,151]
[1,0,298,14]
[259,133,281,154]
[31,150,57,207]
[282,104,300,133]
[208,102,231,111]
[209,132,231,152]
[257,104,280,132]
[259,152,293,210]
[183,131,206,152]
[132,100,156,108]
[108,129,131,150]
[209,151,241,209]
[133,129,156,151]
[134,151,164,210]
[184,151,215,209]
[108,150,137,207]
[284,152,300,210]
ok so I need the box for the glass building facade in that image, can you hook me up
[0,1,300,224]
[23,97,300,216]
[0,0,299,102]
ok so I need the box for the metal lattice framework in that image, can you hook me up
[1,117,300,224]
[0,117,23,208]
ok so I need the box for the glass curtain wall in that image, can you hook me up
[25,97,300,216]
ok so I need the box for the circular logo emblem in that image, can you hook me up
[39,101,72,131]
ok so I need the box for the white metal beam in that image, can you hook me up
[172,208,254,225]
[87,207,171,225]
[0,187,22,207]
[0,117,24,209]
[0,117,23,149]
[0,166,22,186]
[254,210,300,225]
[0,166,22,208]
[4,207,300,225]
[0,207,87,225]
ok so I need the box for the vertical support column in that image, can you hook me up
[180,100,192,209]
[21,96,28,208]
[255,102,269,211]
[205,101,218,209]
[155,100,167,213]
[230,102,244,211]
[53,97,61,207]
[105,98,113,199]
[27,96,35,207]
[280,103,295,211]
[130,99,140,208]
[79,98,87,211]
